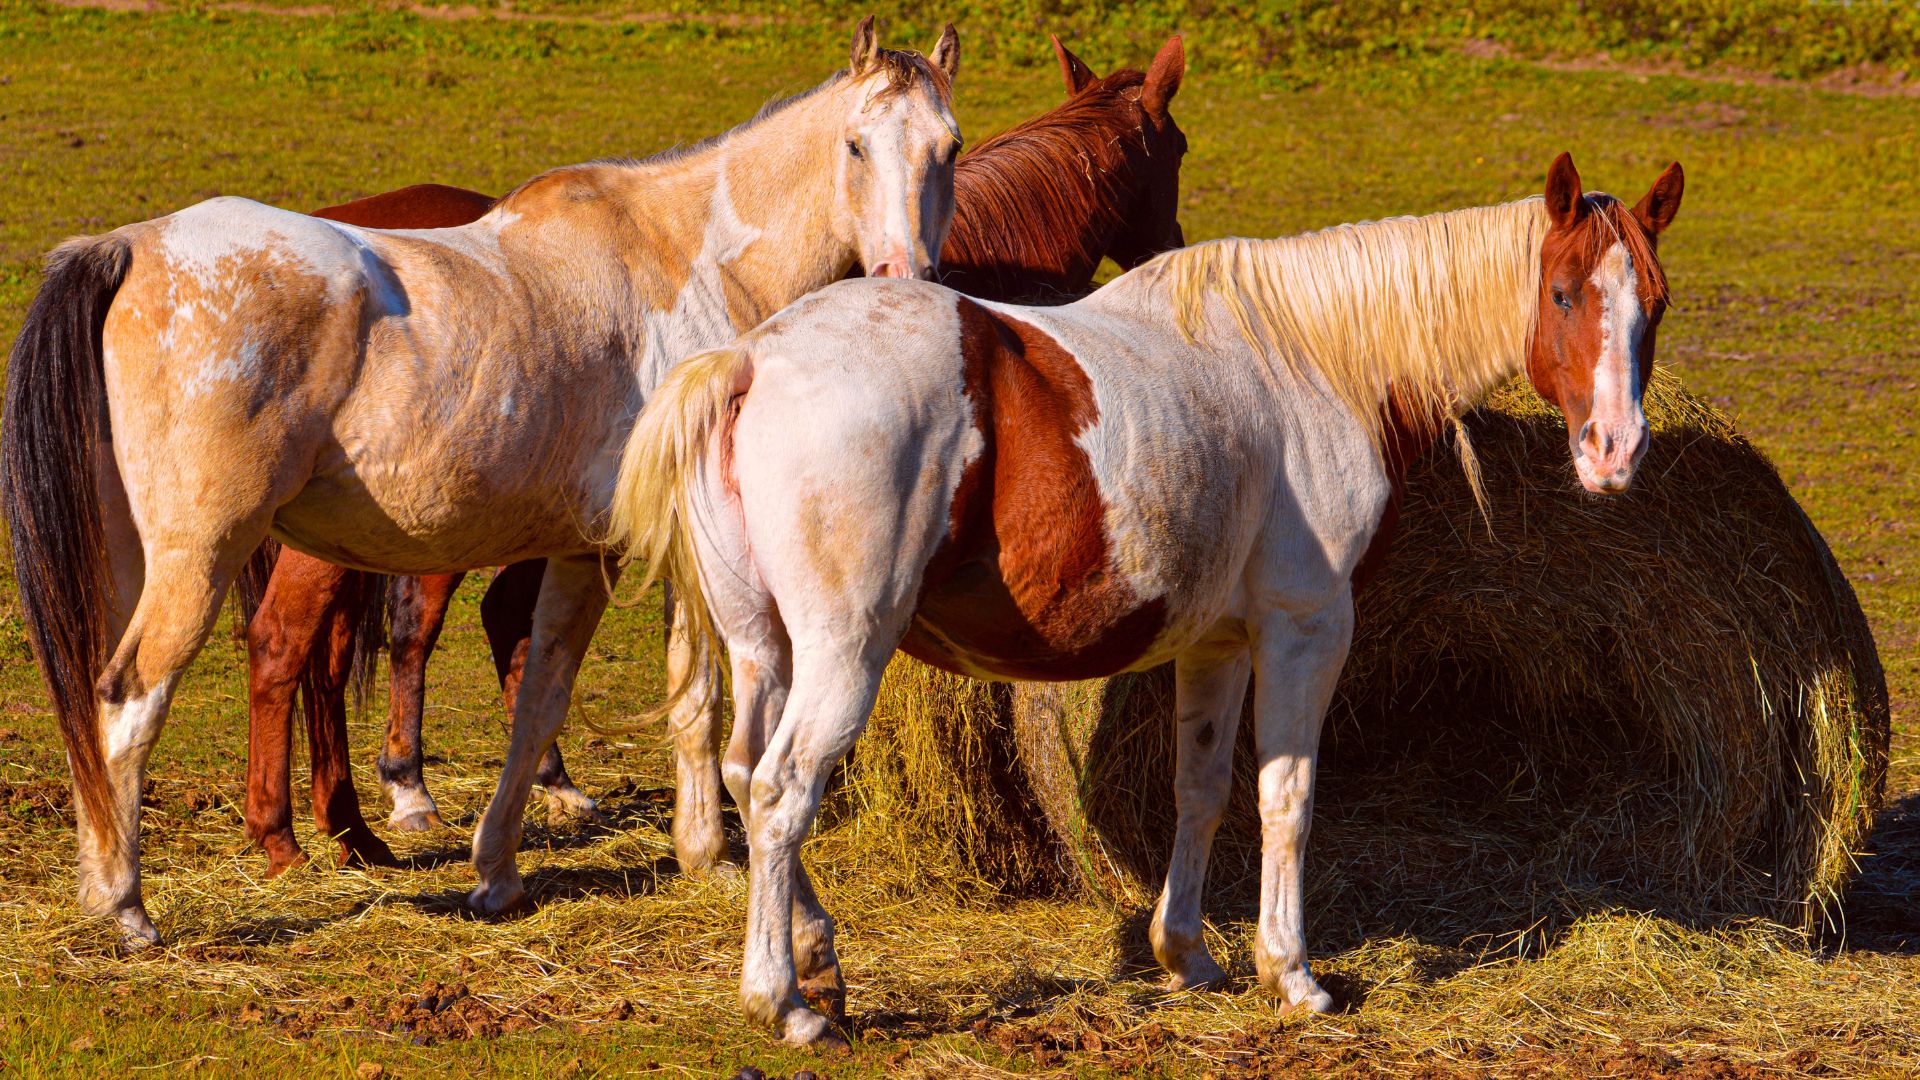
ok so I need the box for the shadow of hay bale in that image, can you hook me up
[851,376,1888,943]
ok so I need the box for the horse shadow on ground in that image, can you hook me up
[214,851,681,948]
[214,786,690,947]
[392,781,688,871]
[1841,790,1920,955]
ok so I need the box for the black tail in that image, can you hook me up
[235,538,387,717]
[347,572,387,711]
[0,234,133,842]
[233,538,282,628]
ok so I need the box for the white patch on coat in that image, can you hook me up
[182,336,264,399]
[160,198,337,294]
[637,154,764,383]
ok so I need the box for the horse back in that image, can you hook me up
[312,184,495,230]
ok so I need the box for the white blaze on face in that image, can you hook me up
[850,81,956,280]
[1575,239,1650,494]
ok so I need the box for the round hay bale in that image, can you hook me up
[855,375,1888,935]
[818,658,1060,897]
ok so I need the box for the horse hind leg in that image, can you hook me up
[667,587,730,872]
[89,525,268,943]
[307,576,396,869]
[244,551,350,875]
[380,571,462,831]
[714,610,842,1017]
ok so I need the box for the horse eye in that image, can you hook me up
[846,139,863,160]
[1551,286,1572,311]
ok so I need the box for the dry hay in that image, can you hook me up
[854,374,1888,942]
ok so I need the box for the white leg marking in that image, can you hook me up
[1151,642,1252,992]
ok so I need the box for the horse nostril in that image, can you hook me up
[1579,420,1616,460]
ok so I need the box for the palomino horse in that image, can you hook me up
[608,153,1684,1042]
[0,19,962,945]
[238,34,1188,877]
[235,187,598,876]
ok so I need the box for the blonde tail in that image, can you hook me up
[606,345,753,721]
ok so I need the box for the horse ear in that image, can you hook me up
[1633,161,1685,236]
[849,15,879,75]
[1051,34,1097,96]
[1544,151,1587,230]
[1141,35,1184,118]
[929,23,960,83]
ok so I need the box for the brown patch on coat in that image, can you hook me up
[900,298,1164,680]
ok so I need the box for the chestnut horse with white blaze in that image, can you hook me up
[608,153,1683,1042]
[0,18,961,945]
[233,32,1189,880]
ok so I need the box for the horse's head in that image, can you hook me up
[1055,34,1189,269]
[1526,152,1685,495]
[829,17,962,281]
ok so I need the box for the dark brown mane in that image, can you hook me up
[1585,194,1670,306]
[941,69,1159,303]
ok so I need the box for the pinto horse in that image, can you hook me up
[1,19,963,946]
[608,153,1684,1042]
[238,34,1188,877]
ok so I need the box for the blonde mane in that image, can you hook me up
[1154,197,1553,449]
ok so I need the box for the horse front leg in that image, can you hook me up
[468,555,613,914]
[1151,636,1253,991]
[244,552,353,876]
[1248,599,1353,1015]
[379,572,463,831]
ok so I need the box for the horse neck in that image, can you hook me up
[1146,198,1550,446]
[608,90,853,329]
[942,106,1138,300]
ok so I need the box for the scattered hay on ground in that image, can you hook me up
[0,377,1906,1074]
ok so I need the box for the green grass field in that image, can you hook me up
[0,2,1915,1075]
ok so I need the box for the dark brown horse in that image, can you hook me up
[243,35,1189,874]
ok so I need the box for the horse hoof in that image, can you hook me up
[387,810,444,832]
[780,1005,843,1048]
[683,859,744,883]
[1166,959,1231,993]
[798,963,847,1023]
[338,834,401,870]
[468,879,526,916]
[1277,973,1336,1016]
[542,788,606,826]
[1290,986,1337,1016]
[115,907,161,949]
[263,848,310,879]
